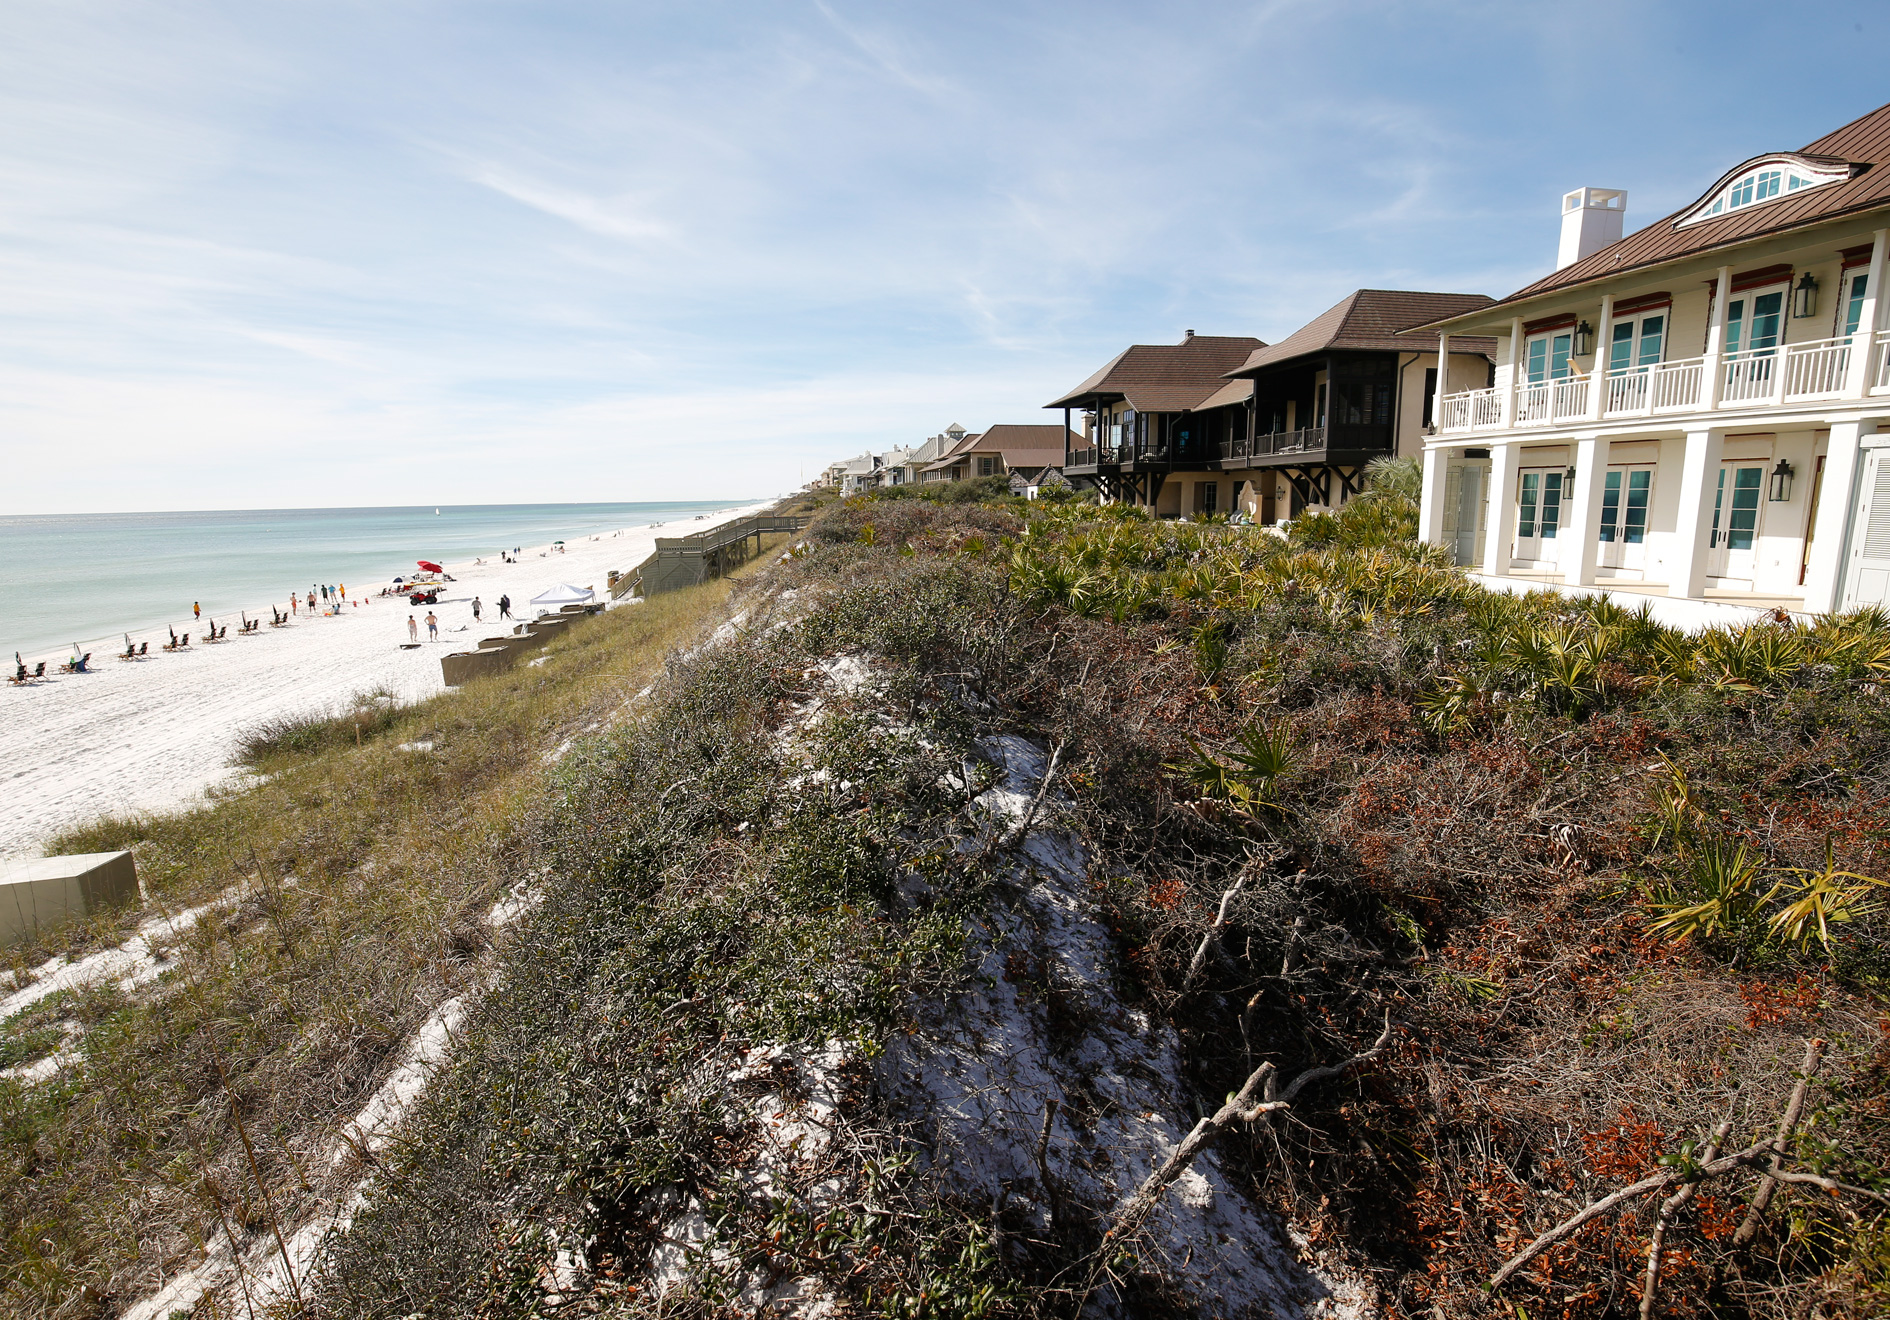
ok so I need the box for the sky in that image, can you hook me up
[4,1,1890,514]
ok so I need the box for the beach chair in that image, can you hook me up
[9,654,24,685]
[61,652,90,673]
[120,637,137,660]
[139,641,149,656]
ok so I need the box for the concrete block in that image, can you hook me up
[0,851,139,948]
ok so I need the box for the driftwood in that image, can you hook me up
[1491,1037,1888,1296]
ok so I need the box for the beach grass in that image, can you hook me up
[0,535,789,1316]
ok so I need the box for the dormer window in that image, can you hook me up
[1675,154,1854,228]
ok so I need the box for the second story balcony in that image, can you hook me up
[1437,330,1890,434]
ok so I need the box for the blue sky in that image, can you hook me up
[5,0,1890,513]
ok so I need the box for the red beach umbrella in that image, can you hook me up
[417,560,444,573]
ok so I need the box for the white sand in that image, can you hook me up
[0,502,775,856]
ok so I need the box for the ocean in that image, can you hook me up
[0,501,744,663]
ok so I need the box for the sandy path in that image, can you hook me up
[0,503,773,856]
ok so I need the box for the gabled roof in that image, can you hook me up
[1045,333,1264,412]
[957,423,1080,469]
[1465,100,1890,316]
[1227,290,1497,377]
[921,431,985,472]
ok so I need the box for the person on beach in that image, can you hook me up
[425,611,438,641]
[339,583,346,601]
[498,594,511,620]
[307,590,316,613]
[320,585,328,602]
[193,601,201,620]
[471,597,482,622]
[408,615,418,642]
[290,595,298,616]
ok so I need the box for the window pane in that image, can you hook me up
[1624,471,1651,543]
[1726,299,1745,354]
[1518,473,1539,538]
[1610,321,1635,372]
[1847,274,1869,336]
[1750,292,1783,351]
[1727,467,1762,549]
[1540,472,1563,538]
[1637,316,1664,366]
[1551,334,1572,379]
[1711,467,1727,545]
[1598,470,1622,542]
[1527,338,1548,383]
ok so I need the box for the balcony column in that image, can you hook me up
[1842,229,1888,398]
[1499,317,1522,427]
[1433,333,1451,429]
[1419,443,1450,546]
[1705,266,1732,408]
[1481,441,1518,577]
[1671,426,1726,600]
[1801,420,1877,614]
[1588,295,1613,422]
[1561,437,1603,586]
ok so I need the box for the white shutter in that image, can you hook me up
[1842,450,1890,608]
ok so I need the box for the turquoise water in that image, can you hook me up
[0,501,743,662]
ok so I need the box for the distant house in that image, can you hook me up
[837,453,879,495]
[1221,290,1496,521]
[921,423,1079,484]
[921,426,983,482]
[1045,331,1266,515]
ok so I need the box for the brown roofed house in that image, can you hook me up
[1044,331,1264,513]
[922,423,1081,483]
[1220,289,1495,520]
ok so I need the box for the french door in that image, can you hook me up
[1708,464,1765,581]
[1722,289,1786,402]
[1514,467,1565,565]
[1442,461,1489,567]
[1597,465,1654,571]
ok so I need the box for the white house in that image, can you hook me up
[1418,100,1890,622]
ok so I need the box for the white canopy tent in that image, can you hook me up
[529,583,596,613]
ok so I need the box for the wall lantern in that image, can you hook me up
[1564,465,1578,489]
[1792,271,1819,319]
[1769,458,1795,502]
[1572,319,1595,358]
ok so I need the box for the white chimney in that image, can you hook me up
[1558,187,1626,269]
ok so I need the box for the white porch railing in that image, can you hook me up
[1781,335,1852,399]
[1604,356,1705,416]
[1436,330,1878,434]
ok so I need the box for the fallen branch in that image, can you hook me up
[995,740,1066,850]
[1731,1038,1824,1248]
[1179,876,1248,993]
[1105,1011,1393,1246]
[1640,1122,1730,1320]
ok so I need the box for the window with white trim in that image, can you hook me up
[1675,156,1852,228]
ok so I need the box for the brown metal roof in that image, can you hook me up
[1193,377,1254,411]
[1044,333,1264,411]
[1466,101,1890,317]
[925,424,1077,471]
[1226,289,1497,376]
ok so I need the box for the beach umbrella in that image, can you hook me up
[417,560,444,573]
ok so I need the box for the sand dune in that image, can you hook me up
[0,503,771,856]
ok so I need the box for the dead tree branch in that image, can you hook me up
[1641,1122,1730,1320]
[1105,1012,1393,1245]
[1180,876,1248,993]
[1732,1038,1825,1248]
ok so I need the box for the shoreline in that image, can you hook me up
[0,501,774,856]
[6,500,748,671]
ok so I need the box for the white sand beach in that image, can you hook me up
[0,502,774,856]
